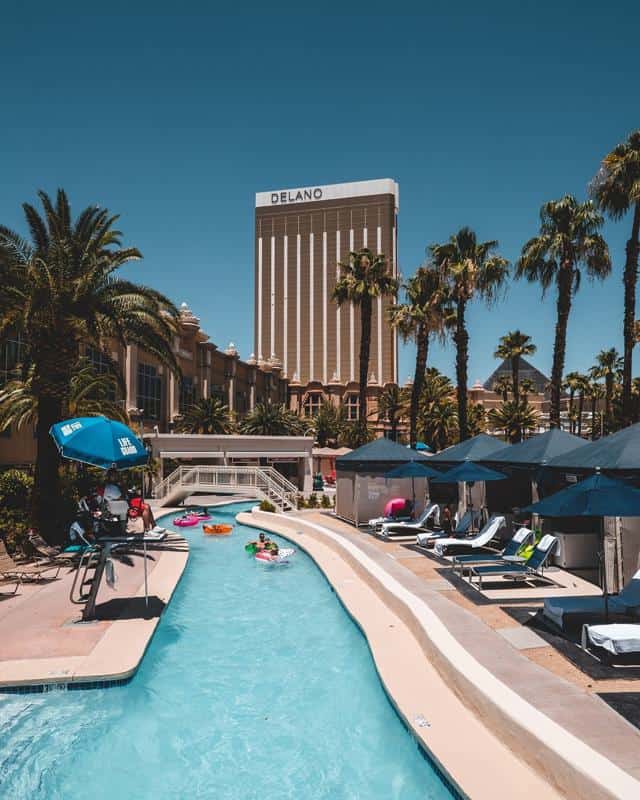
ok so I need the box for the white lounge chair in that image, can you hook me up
[416,509,480,548]
[368,507,413,532]
[433,515,506,557]
[582,623,640,660]
[544,568,640,631]
[380,503,440,539]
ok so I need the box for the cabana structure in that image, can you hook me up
[546,423,640,588]
[429,434,506,516]
[483,429,589,514]
[335,439,432,526]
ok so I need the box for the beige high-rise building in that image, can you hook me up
[254,178,399,418]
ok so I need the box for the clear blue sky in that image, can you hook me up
[1,1,638,386]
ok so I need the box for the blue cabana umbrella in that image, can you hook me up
[524,473,640,618]
[431,462,507,484]
[50,416,148,469]
[385,462,442,480]
[431,462,506,526]
[385,461,442,510]
[524,473,640,518]
[414,442,431,452]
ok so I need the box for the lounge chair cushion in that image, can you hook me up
[544,568,640,628]
[586,624,640,655]
[434,516,505,556]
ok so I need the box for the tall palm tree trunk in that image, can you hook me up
[577,393,585,436]
[550,266,573,428]
[622,204,640,424]
[511,355,520,404]
[358,295,372,425]
[33,394,63,541]
[568,390,576,433]
[410,323,429,448]
[454,299,469,441]
[605,376,613,433]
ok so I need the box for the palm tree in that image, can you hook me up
[494,330,536,403]
[585,378,605,440]
[574,373,590,436]
[333,248,398,431]
[313,400,345,447]
[387,265,452,447]
[592,348,622,434]
[564,371,584,433]
[0,360,128,432]
[467,403,487,437]
[174,397,233,434]
[516,196,611,428]
[376,384,408,442]
[590,131,640,424]
[492,375,513,402]
[488,401,538,443]
[239,402,304,436]
[417,368,459,450]
[430,228,509,441]
[520,378,536,404]
[0,190,179,533]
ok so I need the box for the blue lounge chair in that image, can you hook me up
[452,527,534,576]
[468,534,558,589]
[416,509,481,547]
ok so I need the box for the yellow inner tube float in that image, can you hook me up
[203,523,233,535]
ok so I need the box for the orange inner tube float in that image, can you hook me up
[203,523,233,535]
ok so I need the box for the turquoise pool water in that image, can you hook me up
[0,502,454,799]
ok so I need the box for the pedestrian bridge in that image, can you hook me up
[153,465,298,512]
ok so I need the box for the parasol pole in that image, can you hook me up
[138,415,149,614]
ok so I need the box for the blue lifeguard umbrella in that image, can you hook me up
[50,416,148,469]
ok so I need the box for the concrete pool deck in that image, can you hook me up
[241,508,640,800]
[0,531,188,688]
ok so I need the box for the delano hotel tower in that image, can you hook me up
[254,179,399,417]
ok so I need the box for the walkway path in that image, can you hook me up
[0,533,188,687]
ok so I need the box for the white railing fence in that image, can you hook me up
[153,465,298,511]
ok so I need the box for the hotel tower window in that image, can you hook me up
[303,392,323,417]
[179,376,196,412]
[345,393,359,421]
[137,363,162,419]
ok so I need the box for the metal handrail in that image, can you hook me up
[153,464,297,510]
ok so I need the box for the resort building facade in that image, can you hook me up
[0,302,289,467]
[254,178,399,420]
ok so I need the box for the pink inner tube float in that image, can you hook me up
[255,547,294,564]
[174,515,200,527]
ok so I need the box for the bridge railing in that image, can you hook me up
[153,464,298,510]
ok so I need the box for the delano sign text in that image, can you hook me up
[271,188,323,205]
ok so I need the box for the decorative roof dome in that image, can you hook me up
[246,352,257,366]
[224,341,238,357]
[179,301,200,330]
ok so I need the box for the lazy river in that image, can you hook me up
[0,502,454,799]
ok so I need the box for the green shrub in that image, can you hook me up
[307,493,318,509]
[320,494,331,509]
[259,499,276,513]
[0,469,33,510]
[296,494,306,509]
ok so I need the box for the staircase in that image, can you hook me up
[152,465,298,512]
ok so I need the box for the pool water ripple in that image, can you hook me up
[0,502,454,799]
